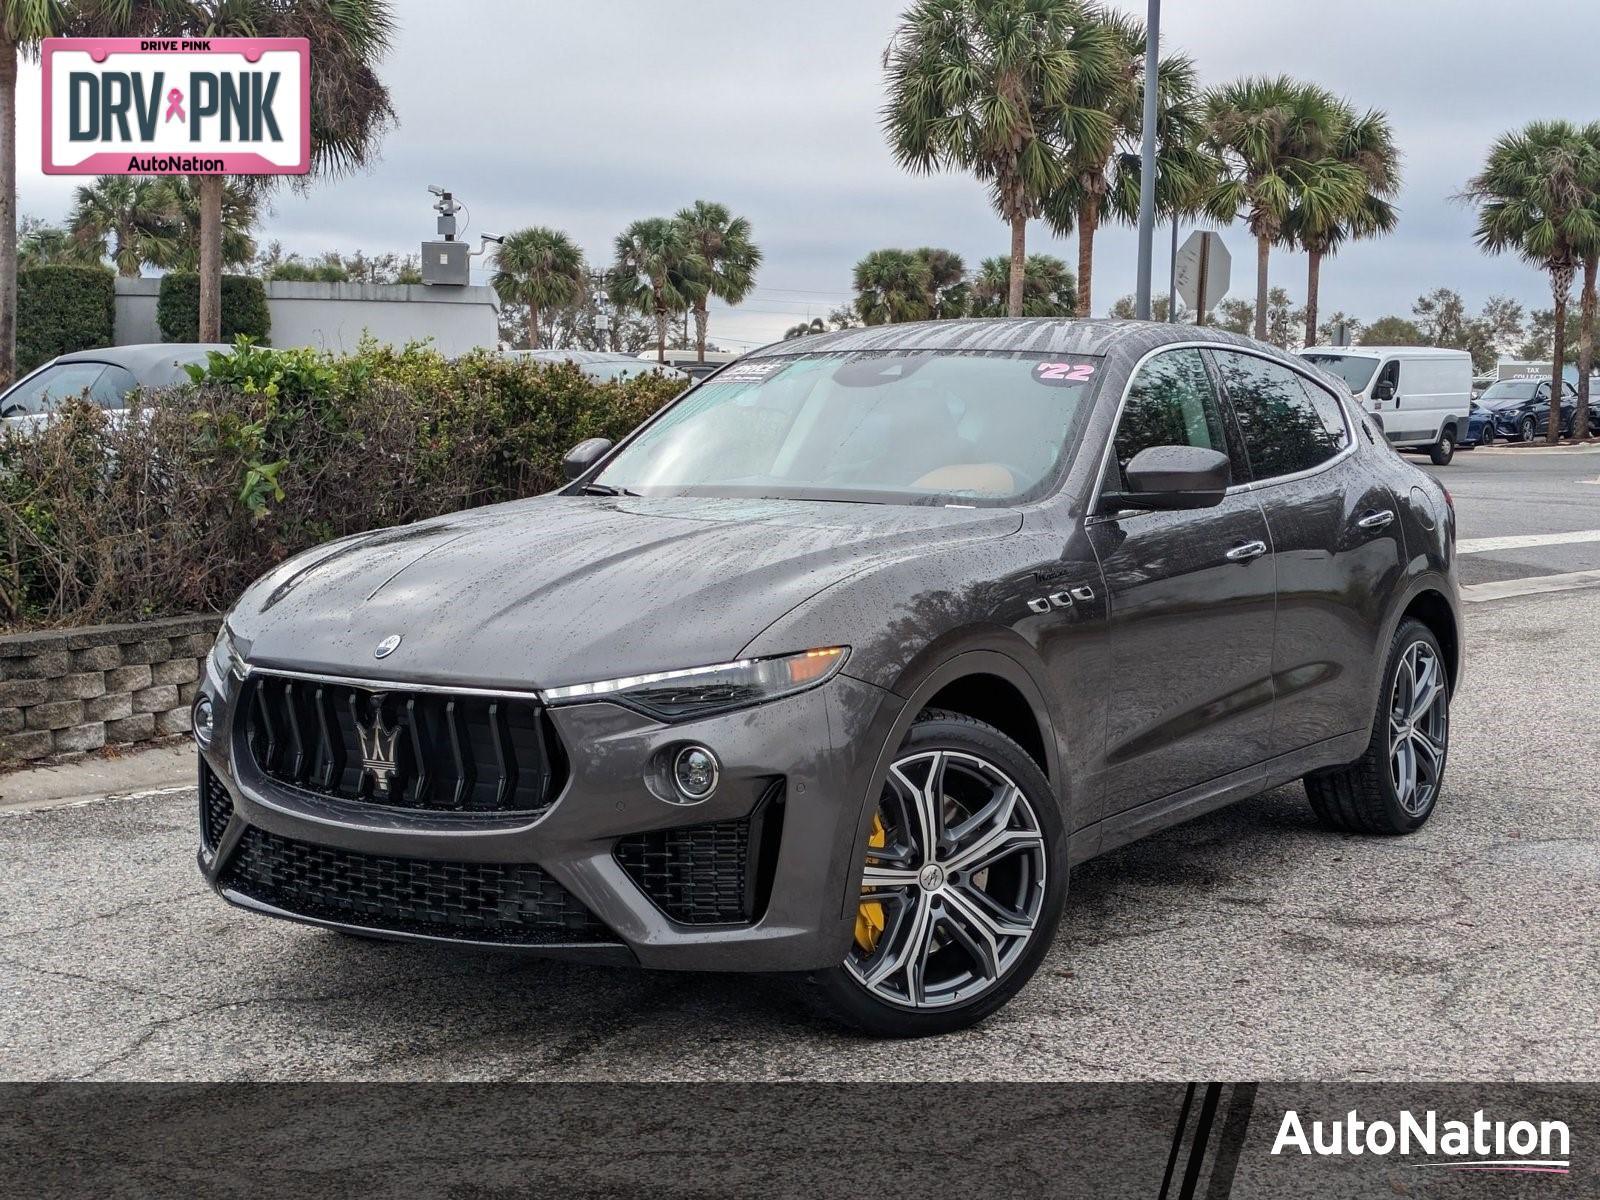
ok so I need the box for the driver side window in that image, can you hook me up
[1110,349,1230,489]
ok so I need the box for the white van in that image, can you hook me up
[1298,346,1473,465]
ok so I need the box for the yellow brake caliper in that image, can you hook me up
[854,813,888,953]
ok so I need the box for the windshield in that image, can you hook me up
[590,350,1101,506]
[1478,380,1539,405]
[1301,353,1379,393]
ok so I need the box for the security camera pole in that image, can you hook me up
[1133,0,1161,320]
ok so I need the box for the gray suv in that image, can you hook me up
[196,319,1461,1036]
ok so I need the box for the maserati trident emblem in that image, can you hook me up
[374,634,402,659]
[357,717,401,795]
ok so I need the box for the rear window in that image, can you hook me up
[1301,353,1379,393]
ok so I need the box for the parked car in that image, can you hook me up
[197,320,1461,1037]
[1476,377,1595,442]
[0,343,227,434]
[1298,346,1472,465]
[640,348,740,381]
[508,349,690,384]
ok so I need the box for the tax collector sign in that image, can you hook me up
[41,37,309,175]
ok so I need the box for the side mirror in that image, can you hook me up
[1372,379,1397,403]
[1103,445,1230,512]
[561,437,614,482]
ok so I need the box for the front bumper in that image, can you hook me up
[195,662,904,973]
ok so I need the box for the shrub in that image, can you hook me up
[0,341,682,628]
[16,266,116,373]
[157,274,272,343]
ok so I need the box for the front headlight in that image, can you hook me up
[208,623,247,684]
[540,646,849,720]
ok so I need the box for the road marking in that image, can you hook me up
[1462,569,1600,603]
[1458,529,1600,554]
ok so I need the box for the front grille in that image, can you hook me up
[240,674,564,815]
[614,789,784,925]
[200,762,233,851]
[220,826,614,944]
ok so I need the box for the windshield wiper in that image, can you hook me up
[578,482,638,497]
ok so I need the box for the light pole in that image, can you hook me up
[1133,0,1161,319]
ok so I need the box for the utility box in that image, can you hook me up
[421,240,470,286]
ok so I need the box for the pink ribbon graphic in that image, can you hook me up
[164,88,185,123]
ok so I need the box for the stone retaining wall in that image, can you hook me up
[0,615,220,763]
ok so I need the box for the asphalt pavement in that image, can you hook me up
[2,444,1597,1082]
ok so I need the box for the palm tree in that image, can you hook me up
[1572,121,1600,441]
[882,0,1119,317]
[1044,9,1208,317]
[0,1,70,385]
[611,218,703,363]
[971,253,1076,316]
[18,218,98,269]
[785,318,827,340]
[88,0,396,341]
[68,177,180,277]
[491,227,586,350]
[853,249,933,325]
[1285,105,1400,346]
[1202,76,1364,340]
[913,247,970,319]
[1466,120,1600,443]
[155,175,259,271]
[674,201,762,364]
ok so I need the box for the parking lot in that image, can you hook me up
[2,444,1597,1083]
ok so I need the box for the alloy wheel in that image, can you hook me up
[846,750,1047,1010]
[1388,641,1449,816]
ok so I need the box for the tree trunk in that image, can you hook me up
[1075,194,1099,318]
[196,175,225,342]
[694,301,708,363]
[1547,265,1572,445]
[0,43,18,387]
[654,302,667,364]
[1254,233,1270,341]
[527,304,540,351]
[1304,249,1322,347]
[1576,255,1596,441]
[1008,213,1027,318]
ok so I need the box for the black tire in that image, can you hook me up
[810,709,1067,1037]
[1477,427,1493,448]
[1429,427,1455,465]
[1304,618,1450,835]
[1520,415,1537,442]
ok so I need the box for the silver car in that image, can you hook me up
[0,343,227,434]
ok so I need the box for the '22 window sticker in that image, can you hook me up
[1033,361,1096,386]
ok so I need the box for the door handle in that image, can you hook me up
[1224,540,1267,562]
[1356,509,1394,531]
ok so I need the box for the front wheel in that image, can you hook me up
[1304,618,1450,834]
[1429,427,1456,465]
[1520,415,1537,442]
[812,710,1066,1037]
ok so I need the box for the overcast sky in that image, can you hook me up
[14,0,1590,348]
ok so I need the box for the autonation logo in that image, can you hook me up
[1272,1108,1571,1175]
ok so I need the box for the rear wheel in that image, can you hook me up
[1429,426,1455,465]
[812,710,1066,1037]
[1477,426,1493,448]
[1305,618,1450,835]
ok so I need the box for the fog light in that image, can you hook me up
[672,745,719,801]
[193,694,215,746]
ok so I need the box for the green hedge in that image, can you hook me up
[16,266,116,373]
[157,274,272,343]
[0,341,682,628]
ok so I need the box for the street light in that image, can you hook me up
[1133,0,1161,320]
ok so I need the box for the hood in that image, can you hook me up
[231,494,1021,690]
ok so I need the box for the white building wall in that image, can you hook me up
[112,278,499,356]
